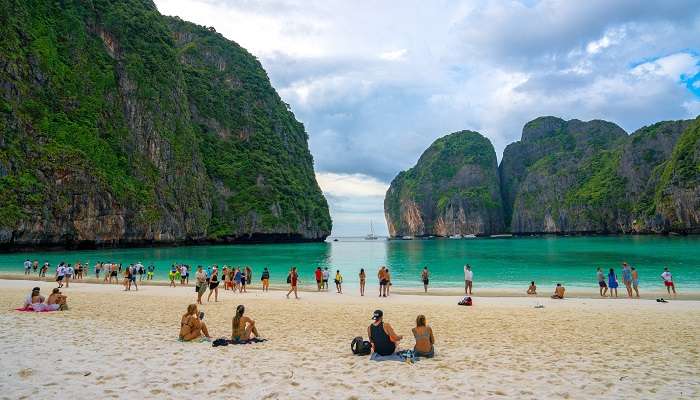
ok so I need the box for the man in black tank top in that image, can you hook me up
[367,310,402,356]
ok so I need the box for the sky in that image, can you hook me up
[154,0,700,236]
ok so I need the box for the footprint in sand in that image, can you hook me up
[18,368,33,378]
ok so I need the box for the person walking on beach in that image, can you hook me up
[261,267,270,292]
[55,263,66,288]
[286,267,299,299]
[597,267,608,297]
[234,267,242,292]
[195,266,207,305]
[207,268,219,302]
[24,259,31,275]
[661,267,676,296]
[464,265,473,295]
[245,266,252,286]
[147,264,155,281]
[40,262,48,278]
[622,263,633,298]
[335,270,343,294]
[421,267,430,293]
[168,266,177,287]
[240,267,248,293]
[359,268,366,296]
[608,268,619,298]
[110,263,118,284]
[385,269,392,296]
[322,267,330,291]
[630,267,640,298]
[315,267,323,291]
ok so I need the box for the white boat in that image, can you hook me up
[402,235,414,240]
[449,234,463,239]
[364,220,378,240]
[463,234,477,238]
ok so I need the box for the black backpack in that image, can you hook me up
[351,336,371,356]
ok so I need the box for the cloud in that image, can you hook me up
[316,172,388,197]
[154,0,700,235]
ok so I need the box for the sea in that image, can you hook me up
[1,236,698,290]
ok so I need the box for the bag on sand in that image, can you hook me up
[458,296,472,306]
[351,336,372,355]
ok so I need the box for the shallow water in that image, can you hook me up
[1,236,698,289]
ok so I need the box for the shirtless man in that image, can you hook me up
[47,288,68,311]
[551,283,566,299]
[377,266,388,297]
[180,304,211,341]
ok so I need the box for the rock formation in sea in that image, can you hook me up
[385,116,700,237]
[0,0,331,249]
[384,131,504,237]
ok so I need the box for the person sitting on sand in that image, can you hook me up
[527,281,537,295]
[551,283,565,299]
[231,305,260,342]
[179,304,211,341]
[47,288,68,311]
[368,310,402,356]
[412,315,435,358]
[23,287,46,311]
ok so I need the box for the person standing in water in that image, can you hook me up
[621,263,633,298]
[322,267,330,291]
[661,267,676,296]
[464,265,473,295]
[597,267,608,297]
[421,267,430,293]
[359,268,366,296]
[286,267,299,299]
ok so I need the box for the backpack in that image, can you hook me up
[458,296,473,306]
[351,336,371,356]
[286,274,291,284]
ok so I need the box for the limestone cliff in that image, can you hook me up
[0,0,331,249]
[384,131,504,237]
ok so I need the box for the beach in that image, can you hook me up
[1,279,699,399]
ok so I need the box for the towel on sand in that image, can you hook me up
[213,338,268,347]
[15,307,57,313]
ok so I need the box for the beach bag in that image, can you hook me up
[351,336,371,356]
[286,274,291,284]
[212,338,229,347]
[458,296,472,306]
[398,349,417,363]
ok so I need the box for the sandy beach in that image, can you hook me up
[1,279,699,400]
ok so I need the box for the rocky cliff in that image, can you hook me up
[385,116,699,237]
[0,0,331,249]
[384,131,504,237]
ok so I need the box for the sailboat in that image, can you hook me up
[364,220,378,240]
[449,218,462,239]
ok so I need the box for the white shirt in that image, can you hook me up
[66,267,74,275]
[322,270,329,279]
[464,267,473,281]
[181,266,188,275]
[56,266,65,276]
[24,261,31,269]
[661,271,673,282]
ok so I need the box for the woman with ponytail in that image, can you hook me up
[231,305,260,342]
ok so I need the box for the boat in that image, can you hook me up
[463,234,477,239]
[402,235,414,240]
[490,234,513,238]
[449,218,462,239]
[364,220,378,240]
[449,234,463,239]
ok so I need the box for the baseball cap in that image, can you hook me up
[372,310,383,320]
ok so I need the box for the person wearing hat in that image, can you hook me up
[23,287,46,311]
[367,310,402,356]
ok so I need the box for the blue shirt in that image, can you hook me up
[622,268,631,281]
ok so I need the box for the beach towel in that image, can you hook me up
[228,338,267,345]
[177,337,212,343]
[15,307,58,313]
[370,350,417,363]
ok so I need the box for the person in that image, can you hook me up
[385,269,392,296]
[41,262,48,277]
[195,266,207,304]
[378,266,388,297]
[286,267,299,299]
[47,288,68,311]
[95,262,102,280]
[147,264,155,281]
[240,267,248,293]
[222,267,231,290]
[23,287,46,311]
[464,264,473,295]
[168,266,177,288]
[55,263,66,288]
[412,315,435,358]
[234,267,242,292]
[261,267,270,292]
[551,283,565,299]
[64,264,73,288]
[661,267,676,296]
[179,304,211,341]
[315,267,323,291]
[527,281,537,295]
[136,262,144,282]
[208,267,220,302]
[631,267,640,298]
[23,259,31,275]
[32,260,39,274]
[231,305,259,342]
[245,266,252,286]
[359,268,366,296]
[123,265,132,291]
[322,267,330,291]
[129,264,138,291]
[334,270,343,294]
[621,263,633,298]
[421,267,429,293]
[608,268,619,298]
[597,267,608,297]
[367,310,402,356]
[182,264,189,285]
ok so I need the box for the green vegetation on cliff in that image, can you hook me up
[0,0,330,247]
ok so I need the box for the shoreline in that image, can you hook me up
[3,273,697,300]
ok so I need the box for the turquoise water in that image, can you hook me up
[0,236,698,289]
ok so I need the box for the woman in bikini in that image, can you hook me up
[207,268,220,302]
[179,304,211,341]
[412,314,435,358]
[359,268,366,296]
[231,305,259,342]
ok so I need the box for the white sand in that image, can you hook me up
[0,279,698,399]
